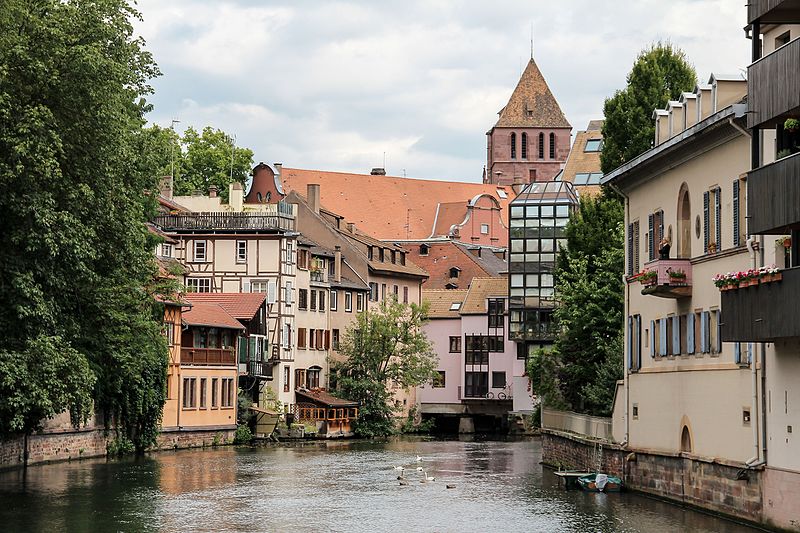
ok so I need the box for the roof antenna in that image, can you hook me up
[530,22,534,60]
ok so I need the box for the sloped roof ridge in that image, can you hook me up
[282,166,511,189]
[495,58,571,129]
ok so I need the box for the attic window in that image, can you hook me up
[449,302,461,311]
[584,139,603,152]
[574,172,604,186]
[449,267,461,278]
[419,244,429,256]
[496,189,508,199]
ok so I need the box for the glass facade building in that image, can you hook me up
[508,181,578,345]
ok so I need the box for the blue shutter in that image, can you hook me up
[701,311,710,353]
[715,187,722,250]
[628,223,634,276]
[627,316,633,370]
[635,315,642,370]
[687,313,695,354]
[734,343,741,364]
[659,319,667,356]
[748,343,754,365]
[733,180,740,247]
[672,316,681,356]
[650,320,656,358]
[715,309,722,354]
[703,191,710,253]
[648,214,655,261]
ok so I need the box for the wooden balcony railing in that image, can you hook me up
[154,211,295,232]
[181,347,236,366]
[747,152,800,235]
[748,36,800,129]
[748,0,800,24]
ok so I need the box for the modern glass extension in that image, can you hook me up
[508,181,579,343]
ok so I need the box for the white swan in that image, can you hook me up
[423,471,435,482]
[416,455,423,462]
[393,466,405,471]
[416,466,423,471]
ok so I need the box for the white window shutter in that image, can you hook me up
[267,281,277,304]
[243,281,251,293]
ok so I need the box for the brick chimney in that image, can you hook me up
[159,176,173,199]
[334,245,342,282]
[307,183,320,214]
[209,185,218,198]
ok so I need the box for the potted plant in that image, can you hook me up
[639,270,658,287]
[785,118,800,133]
[707,241,718,254]
[780,235,792,249]
[667,268,687,285]
[777,148,793,160]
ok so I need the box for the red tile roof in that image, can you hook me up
[281,167,513,241]
[296,389,358,407]
[184,293,266,320]
[407,241,506,289]
[182,302,245,330]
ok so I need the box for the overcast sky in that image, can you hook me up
[134,0,750,183]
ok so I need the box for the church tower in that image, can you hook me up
[485,59,571,185]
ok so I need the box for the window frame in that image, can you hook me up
[449,336,461,353]
[193,240,207,262]
[236,240,247,264]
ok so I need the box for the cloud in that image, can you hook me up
[135,0,751,182]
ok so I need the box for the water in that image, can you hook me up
[0,437,759,533]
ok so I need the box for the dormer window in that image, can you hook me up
[399,252,406,265]
[391,250,396,264]
[379,248,385,262]
[449,267,460,279]
[449,302,462,311]
[368,246,373,260]
[419,244,429,256]
[584,139,602,152]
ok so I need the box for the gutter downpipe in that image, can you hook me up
[745,237,762,467]
[608,181,630,448]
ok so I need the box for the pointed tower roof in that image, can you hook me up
[494,59,571,129]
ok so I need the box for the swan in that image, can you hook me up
[416,455,423,462]
[393,466,405,471]
[423,471,435,482]
[416,466,423,471]
[399,480,409,486]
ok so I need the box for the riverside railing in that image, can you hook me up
[541,407,613,442]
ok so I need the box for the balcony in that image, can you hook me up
[636,259,692,299]
[247,360,273,379]
[748,37,800,129]
[748,152,800,234]
[721,266,800,342]
[154,210,295,233]
[181,347,236,366]
[748,0,800,24]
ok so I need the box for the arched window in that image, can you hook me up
[521,133,528,159]
[510,133,517,159]
[538,133,545,159]
[549,132,556,159]
[681,425,692,453]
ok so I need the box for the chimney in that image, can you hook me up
[307,183,320,214]
[209,185,218,198]
[334,245,342,282]
[229,181,244,211]
[346,222,355,233]
[159,176,173,199]
[370,167,386,176]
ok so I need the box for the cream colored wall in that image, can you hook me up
[715,81,746,111]
[683,98,698,129]
[669,105,684,137]
[623,134,755,461]
[762,24,800,55]
[765,339,800,472]
[698,88,712,120]
[294,263,331,389]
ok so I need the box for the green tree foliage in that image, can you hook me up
[0,0,172,450]
[601,42,697,173]
[528,194,625,417]
[333,298,438,437]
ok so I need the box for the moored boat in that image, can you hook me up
[577,473,623,492]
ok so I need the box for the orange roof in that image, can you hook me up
[561,121,604,197]
[422,289,468,318]
[182,302,245,330]
[494,59,570,129]
[281,167,513,241]
[184,293,266,320]
[432,201,470,236]
[460,277,508,314]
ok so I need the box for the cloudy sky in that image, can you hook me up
[134,0,750,183]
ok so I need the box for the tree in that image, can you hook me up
[601,42,697,174]
[175,126,254,200]
[0,0,171,451]
[333,298,438,437]
[528,194,625,417]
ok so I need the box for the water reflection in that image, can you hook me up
[0,438,759,533]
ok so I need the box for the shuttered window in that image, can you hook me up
[672,316,681,356]
[648,214,655,261]
[627,223,635,276]
[687,313,696,355]
[650,320,656,358]
[703,191,710,253]
[733,179,741,247]
[714,187,722,251]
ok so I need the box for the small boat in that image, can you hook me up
[577,473,622,492]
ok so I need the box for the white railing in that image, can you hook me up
[541,407,613,442]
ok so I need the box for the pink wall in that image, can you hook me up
[419,318,463,404]
[460,195,508,247]
[487,127,571,184]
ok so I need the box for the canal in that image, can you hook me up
[0,437,760,532]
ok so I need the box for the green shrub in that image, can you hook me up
[233,424,253,445]
[106,435,135,457]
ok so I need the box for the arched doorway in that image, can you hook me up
[680,425,692,453]
[677,184,691,258]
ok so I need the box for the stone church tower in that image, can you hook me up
[485,59,571,185]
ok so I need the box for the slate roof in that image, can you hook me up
[280,167,513,241]
[494,59,571,129]
[423,289,468,318]
[460,277,508,315]
[184,293,266,320]
[182,302,246,330]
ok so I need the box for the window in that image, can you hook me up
[285,240,294,265]
[193,240,207,262]
[549,132,556,159]
[307,367,321,389]
[251,280,268,293]
[186,277,211,293]
[367,247,374,261]
[298,288,308,310]
[332,329,340,350]
[627,221,640,276]
[488,298,505,328]
[163,322,175,346]
[733,177,746,248]
[379,248,385,262]
[449,267,460,279]
[284,281,293,307]
[345,291,352,312]
[403,286,409,304]
[465,335,489,365]
[521,132,528,159]
[464,372,488,398]
[574,172,603,186]
[351,292,362,312]
[433,371,446,388]
[492,371,506,389]
[584,139,603,152]
[199,378,207,408]
[393,285,399,297]
[704,188,722,253]
[282,323,291,349]
[488,336,504,352]
[310,289,317,311]
[517,342,530,360]
[182,377,196,409]
[419,244,429,256]
[211,378,219,408]
[449,302,461,311]
[538,132,545,159]
[709,309,721,355]
[330,290,338,311]
[309,329,316,350]
[161,243,173,258]
[236,240,247,263]
[391,250,397,264]
[319,290,325,311]
[449,336,461,353]
[776,30,791,48]
[283,365,290,393]
[298,328,307,349]
[221,378,234,407]
[297,249,309,269]
[648,210,664,261]
[480,223,490,234]
[510,132,517,159]
[369,282,378,301]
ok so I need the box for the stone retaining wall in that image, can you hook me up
[541,429,765,528]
